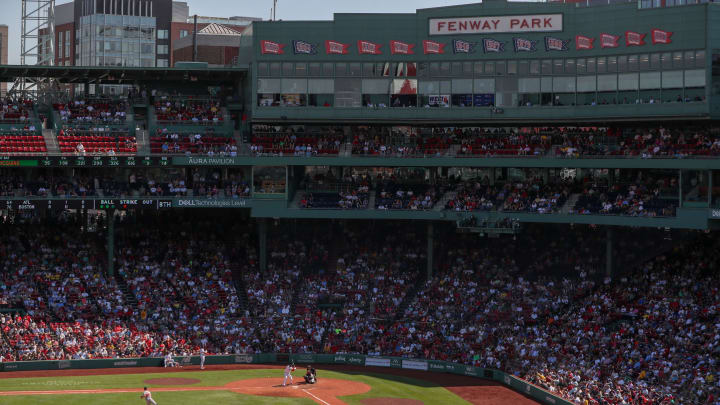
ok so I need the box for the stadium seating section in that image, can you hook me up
[0,133,47,154]
[0,217,717,404]
[150,129,236,155]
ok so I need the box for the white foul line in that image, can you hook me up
[302,388,331,405]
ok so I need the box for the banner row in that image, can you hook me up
[261,30,673,56]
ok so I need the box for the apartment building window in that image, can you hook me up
[180,30,189,38]
[157,29,169,40]
[157,45,168,55]
[157,58,169,67]
[65,30,71,61]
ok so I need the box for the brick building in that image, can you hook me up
[172,23,241,67]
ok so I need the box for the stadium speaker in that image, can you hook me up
[484,370,493,379]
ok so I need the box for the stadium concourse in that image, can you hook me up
[0,214,716,405]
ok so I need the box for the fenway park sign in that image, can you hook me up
[429,14,562,35]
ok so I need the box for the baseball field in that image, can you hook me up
[0,364,541,405]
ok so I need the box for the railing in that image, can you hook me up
[2,149,720,162]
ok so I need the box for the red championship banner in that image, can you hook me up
[260,40,285,55]
[390,40,415,55]
[423,40,445,54]
[651,29,673,44]
[357,40,382,55]
[625,31,646,46]
[325,40,349,55]
[575,35,594,50]
[599,33,619,48]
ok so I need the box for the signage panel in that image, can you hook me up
[430,14,563,35]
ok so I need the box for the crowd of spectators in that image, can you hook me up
[0,174,96,197]
[0,99,34,123]
[251,126,345,156]
[151,129,237,156]
[342,126,720,159]
[54,99,128,125]
[446,178,570,213]
[573,177,678,217]
[0,169,252,199]
[300,182,370,209]
[351,128,451,157]
[0,218,717,405]
[154,98,223,124]
[58,126,137,155]
[376,181,441,210]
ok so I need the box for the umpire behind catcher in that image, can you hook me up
[304,365,317,384]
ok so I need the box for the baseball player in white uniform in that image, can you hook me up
[141,387,157,405]
[199,348,206,370]
[282,364,296,386]
[163,353,175,368]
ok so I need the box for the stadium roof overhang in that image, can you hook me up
[0,65,248,85]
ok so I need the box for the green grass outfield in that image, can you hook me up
[0,368,473,405]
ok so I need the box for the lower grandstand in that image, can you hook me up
[0,210,716,404]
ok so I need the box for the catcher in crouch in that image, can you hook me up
[304,365,317,384]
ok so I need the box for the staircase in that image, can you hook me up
[229,265,249,313]
[289,279,304,315]
[561,193,581,214]
[446,144,461,157]
[113,273,138,309]
[434,191,457,211]
[393,276,428,322]
[42,129,60,155]
[289,190,305,208]
[135,129,150,156]
[232,130,244,151]
[340,142,353,157]
[367,190,377,210]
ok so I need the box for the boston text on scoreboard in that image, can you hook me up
[1,199,174,212]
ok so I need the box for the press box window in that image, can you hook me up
[270,63,281,77]
[258,63,269,76]
[308,63,321,76]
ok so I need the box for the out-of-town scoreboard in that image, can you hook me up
[0,156,171,167]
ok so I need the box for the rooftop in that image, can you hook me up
[198,23,242,36]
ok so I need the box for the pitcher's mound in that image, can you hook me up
[225,377,371,403]
[143,378,201,385]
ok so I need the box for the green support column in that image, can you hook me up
[605,226,613,278]
[107,210,115,278]
[678,170,683,208]
[708,170,713,207]
[427,222,434,280]
[258,218,267,272]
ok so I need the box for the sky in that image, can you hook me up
[0,0,479,65]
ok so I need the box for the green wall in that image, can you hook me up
[252,2,707,61]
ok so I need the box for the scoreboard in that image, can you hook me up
[0,156,171,167]
[1,199,174,212]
